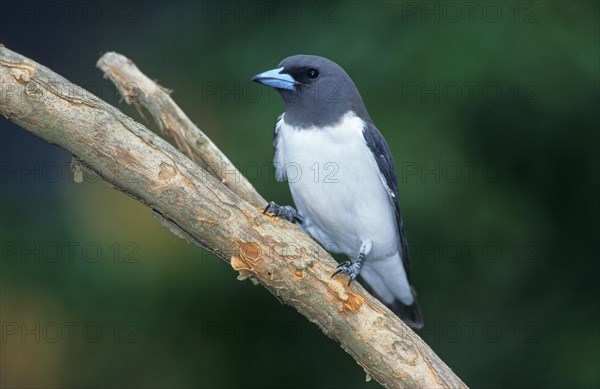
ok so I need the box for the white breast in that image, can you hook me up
[274,111,399,260]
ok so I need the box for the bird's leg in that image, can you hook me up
[332,240,372,285]
[263,201,303,224]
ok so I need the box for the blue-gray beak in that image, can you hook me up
[252,67,297,91]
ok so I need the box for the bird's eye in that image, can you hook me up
[307,68,319,79]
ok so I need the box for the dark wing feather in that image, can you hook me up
[273,114,282,149]
[362,122,412,280]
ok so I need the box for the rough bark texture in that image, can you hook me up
[96,52,265,209]
[0,45,468,389]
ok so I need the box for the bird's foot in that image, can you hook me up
[331,241,371,285]
[331,261,362,286]
[263,201,303,224]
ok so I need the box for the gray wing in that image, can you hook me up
[362,122,412,280]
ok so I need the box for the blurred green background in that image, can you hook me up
[1,1,598,388]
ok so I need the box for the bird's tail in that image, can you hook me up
[360,254,424,329]
[363,282,424,329]
[385,295,424,329]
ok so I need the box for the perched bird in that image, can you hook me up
[252,55,423,329]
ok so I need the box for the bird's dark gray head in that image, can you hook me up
[252,55,372,128]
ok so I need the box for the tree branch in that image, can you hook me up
[96,51,265,209]
[0,46,467,389]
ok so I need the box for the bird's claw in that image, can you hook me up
[331,261,361,286]
[263,201,303,223]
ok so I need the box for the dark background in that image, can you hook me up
[1,1,598,388]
